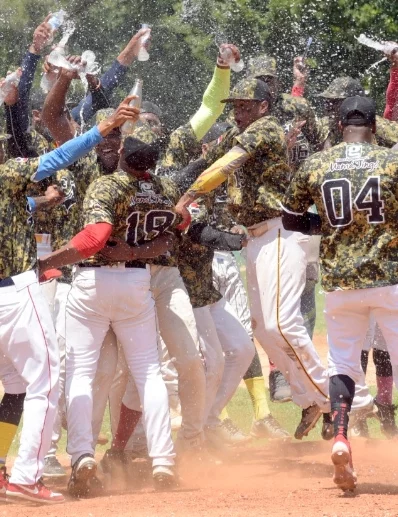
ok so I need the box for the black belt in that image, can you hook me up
[0,277,15,288]
[77,262,146,269]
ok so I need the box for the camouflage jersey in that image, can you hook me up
[177,202,222,308]
[82,169,181,266]
[159,123,201,172]
[274,93,323,170]
[317,115,398,149]
[283,142,398,292]
[48,151,101,282]
[204,115,291,227]
[0,157,58,278]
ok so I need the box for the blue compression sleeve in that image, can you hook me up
[71,60,128,124]
[33,126,103,182]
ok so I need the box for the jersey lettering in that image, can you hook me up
[125,210,176,245]
[322,176,385,227]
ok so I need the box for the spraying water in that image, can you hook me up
[356,34,397,55]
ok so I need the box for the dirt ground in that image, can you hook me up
[3,439,398,517]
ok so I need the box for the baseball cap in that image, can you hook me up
[339,96,376,126]
[318,77,365,99]
[247,55,277,78]
[221,78,273,104]
[123,136,160,171]
[141,101,162,119]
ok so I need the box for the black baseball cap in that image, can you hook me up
[123,136,160,171]
[339,96,376,127]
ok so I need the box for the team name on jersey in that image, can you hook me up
[326,159,379,173]
[129,181,173,207]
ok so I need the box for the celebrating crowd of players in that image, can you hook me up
[1,14,398,505]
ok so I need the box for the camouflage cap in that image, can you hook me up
[318,77,365,99]
[247,55,277,78]
[221,78,272,103]
[132,122,158,144]
[95,108,116,125]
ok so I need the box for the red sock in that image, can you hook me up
[111,403,142,451]
[269,360,277,372]
[376,375,393,405]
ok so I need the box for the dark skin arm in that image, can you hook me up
[32,185,65,210]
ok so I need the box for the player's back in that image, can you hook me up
[305,142,398,291]
[82,169,181,266]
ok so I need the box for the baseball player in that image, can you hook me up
[282,95,398,491]
[39,135,188,495]
[175,77,331,440]
[0,107,124,503]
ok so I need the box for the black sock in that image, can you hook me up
[330,375,355,439]
[373,348,393,377]
[361,350,369,375]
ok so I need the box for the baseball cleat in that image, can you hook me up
[220,418,252,445]
[294,404,322,440]
[331,438,357,492]
[6,480,65,504]
[153,465,176,491]
[348,400,377,438]
[68,453,97,498]
[374,399,398,438]
[321,413,334,441]
[42,456,67,478]
[269,370,292,403]
[250,415,290,440]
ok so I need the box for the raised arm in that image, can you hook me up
[71,28,147,124]
[384,47,398,121]
[5,16,52,157]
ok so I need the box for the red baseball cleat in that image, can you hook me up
[331,437,357,491]
[6,480,65,504]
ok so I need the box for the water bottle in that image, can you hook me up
[0,70,22,104]
[48,10,66,31]
[121,79,143,135]
[219,47,244,72]
[137,24,151,62]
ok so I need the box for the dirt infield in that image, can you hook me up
[3,439,398,517]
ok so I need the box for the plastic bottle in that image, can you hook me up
[0,70,22,104]
[219,47,244,72]
[121,79,143,135]
[48,10,66,31]
[40,44,68,93]
[357,34,398,55]
[137,24,151,62]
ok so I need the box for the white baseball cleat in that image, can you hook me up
[331,438,357,492]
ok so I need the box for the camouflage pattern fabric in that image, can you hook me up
[318,115,398,149]
[317,77,365,99]
[0,157,41,277]
[247,55,277,78]
[159,122,201,171]
[204,115,291,226]
[222,78,271,103]
[177,202,222,308]
[283,142,398,292]
[83,170,181,267]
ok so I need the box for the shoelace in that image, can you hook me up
[223,420,242,436]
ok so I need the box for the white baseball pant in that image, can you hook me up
[65,265,175,468]
[212,251,253,338]
[0,270,59,484]
[246,218,330,412]
[108,265,205,444]
[194,297,255,428]
[325,284,398,383]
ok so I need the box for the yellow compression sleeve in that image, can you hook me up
[187,146,248,195]
[189,67,231,141]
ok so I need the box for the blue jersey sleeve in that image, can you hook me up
[33,126,103,182]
